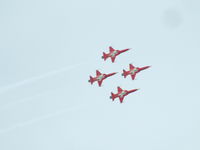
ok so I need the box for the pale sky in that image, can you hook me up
[0,0,200,150]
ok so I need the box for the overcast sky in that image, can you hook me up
[0,0,200,150]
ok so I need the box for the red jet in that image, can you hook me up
[110,86,139,103]
[88,70,117,87]
[102,46,130,63]
[122,64,150,80]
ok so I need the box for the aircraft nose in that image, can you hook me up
[101,56,104,59]
[121,73,124,76]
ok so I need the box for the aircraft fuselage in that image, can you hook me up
[130,68,138,75]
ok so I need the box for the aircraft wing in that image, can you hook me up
[119,96,124,103]
[109,46,115,52]
[129,64,135,70]
[117,86,123,92]
[111,56,116,63]
[131,73,136,80]
[98,80,103,87]
[96,70,101,76]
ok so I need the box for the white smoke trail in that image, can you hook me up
[0,92,42,111]
[0,104,87,134]
[0,62,88,94]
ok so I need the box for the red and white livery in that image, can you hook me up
[88,70,117,87]
[102,46,130,63]
[110,86,139,103]
[122,64,150,80]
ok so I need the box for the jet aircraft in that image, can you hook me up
[110,86,139,103]
[122,64,150,80]
[88,70,117,87]
[102,46,130,63]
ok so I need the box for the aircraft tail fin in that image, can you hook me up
[102,52,108,61]
[110,92,116,101]
[89,76,95,84]
[122,69,128,78]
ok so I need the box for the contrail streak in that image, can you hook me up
[0,92,42,111]
[0,62,87,94]
[0,104,87,134]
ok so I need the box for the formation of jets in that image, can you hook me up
[88,46,150,103]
